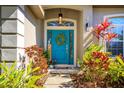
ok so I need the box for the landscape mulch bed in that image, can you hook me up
[70,71,124,88]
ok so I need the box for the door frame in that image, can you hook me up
[44,18,77,67]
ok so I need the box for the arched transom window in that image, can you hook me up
[47,21,74,26]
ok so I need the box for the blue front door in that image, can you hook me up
[47,30,74,64]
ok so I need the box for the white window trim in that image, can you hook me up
[44,18,77,67]
[103,14,124,55]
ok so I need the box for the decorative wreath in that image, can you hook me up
[55,33,65,46]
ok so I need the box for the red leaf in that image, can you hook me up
[102,18,111,29]
[104,32,117,41]
[96,24,105,31]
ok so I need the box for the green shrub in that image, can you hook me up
[43,50,51,66]
[77,44,113,87]
[77,44,124,87]
[78,44,103,69]
[0,62,44,88]
[107,56,124,87]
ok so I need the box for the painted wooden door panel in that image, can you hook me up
[47,30,74,64]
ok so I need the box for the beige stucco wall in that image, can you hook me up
[93,8,124,26]
[82,6,94,56]
[24,6,44,47]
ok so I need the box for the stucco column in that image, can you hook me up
[0,5,25,69]
[82,5,93,56]
[83,5,93,32]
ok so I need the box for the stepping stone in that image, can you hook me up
[44,73,73,88]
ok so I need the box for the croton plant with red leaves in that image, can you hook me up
[84,51,111,72]
[91,51,110,70]
[24,45,48,86]
[80,44,113,86]
[24,45,48,74]
[93,18,117,41]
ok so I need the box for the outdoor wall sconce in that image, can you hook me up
[85,17,90,31]
[85,22,89,31]
[58,8,63,24]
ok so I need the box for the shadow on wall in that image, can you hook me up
[83,30,99,52]
[24,6,44,48]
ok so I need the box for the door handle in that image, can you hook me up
[66,45,68,54]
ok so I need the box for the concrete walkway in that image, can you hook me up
[44,74,73,88]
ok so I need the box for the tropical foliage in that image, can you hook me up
[93,18,117,41]
[72,44,124,87]
[43,50,51,66]
[24,45,48,86]
[106,55,124,87]
[75,44,111,87]
[71,19,124,88]
[0,62,44,88]
[0,45,48,88]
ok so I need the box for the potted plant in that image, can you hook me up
[49,60,56,69]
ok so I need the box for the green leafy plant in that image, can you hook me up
[72,19,120,88]
[0,62,44,88]
[77,44,113,87]
[106,55,124,87]
[76,44,124,87]
[78,44,102,70]
[43,50,51,66]
[83,44,102,64]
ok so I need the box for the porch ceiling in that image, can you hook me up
[93,5,124,8]
[42,5,124,10]
[28,5,45,19]
[42,5,86,11]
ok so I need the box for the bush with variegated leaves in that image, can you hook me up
[24,45,48,86]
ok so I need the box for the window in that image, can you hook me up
[106,17,124,56]
[47,21,74,26]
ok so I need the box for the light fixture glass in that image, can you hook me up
[58,9,63,24]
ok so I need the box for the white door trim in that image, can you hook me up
[44,18,77,67]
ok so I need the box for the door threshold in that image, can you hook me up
[48,68,79,74]
[54,64,75,69]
